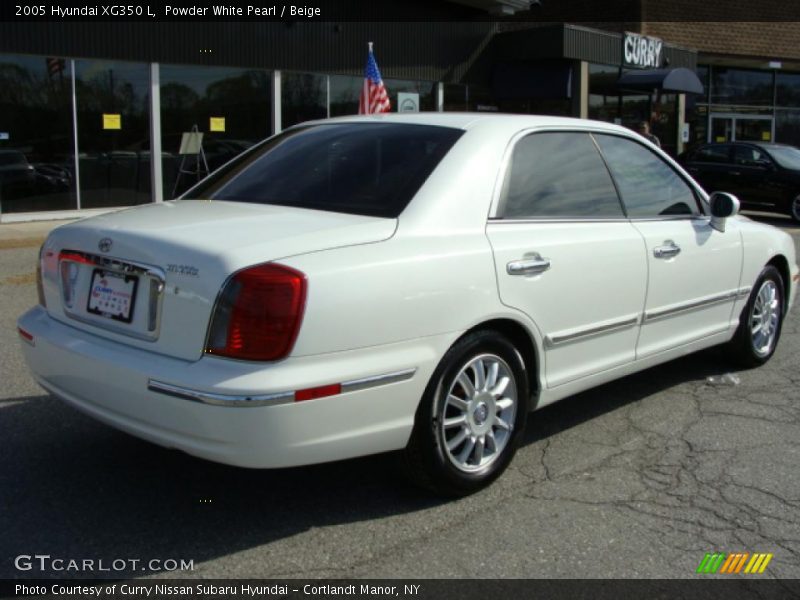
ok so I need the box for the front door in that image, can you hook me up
[487,131,647,389]
[593,134,743,357]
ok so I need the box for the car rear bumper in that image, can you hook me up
[17,306,453,468]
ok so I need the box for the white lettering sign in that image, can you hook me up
[623,32,664,69]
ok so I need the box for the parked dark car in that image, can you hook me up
[679,142,800,223]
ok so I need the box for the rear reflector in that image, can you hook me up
[36,245,47,308]
[17,327,34,345]
[294,383,342,402]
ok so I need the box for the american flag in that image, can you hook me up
[359,43,391,115]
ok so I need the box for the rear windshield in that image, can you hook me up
[182,123,464,218]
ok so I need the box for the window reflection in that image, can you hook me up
[282,72,327,128]
[0,54,76,213]
[159,65,271,198]
[711,67,773,106]
[74,59,151,209]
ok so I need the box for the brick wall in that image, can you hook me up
[643,21,800,61]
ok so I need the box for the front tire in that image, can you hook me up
[401,330,529,496]
[791,194,800,224]
[727,265,785,367]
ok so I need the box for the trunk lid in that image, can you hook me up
[41,200,396,361]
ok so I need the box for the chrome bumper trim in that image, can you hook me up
[148,367,417,407]
[147,379,295,407]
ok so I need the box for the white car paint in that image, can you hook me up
[17,113,799,470]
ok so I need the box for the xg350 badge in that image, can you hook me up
[167,264,199,277]
[98,238,112,253]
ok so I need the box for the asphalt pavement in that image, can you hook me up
[1,213,798,580]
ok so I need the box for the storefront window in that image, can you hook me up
[588,63,620,123]
[159,65,271,198]
[776,72,800,107]
[651,93,678,156]
[329,74,362,117]
[776,109,800,149]
[695,65,709,104]
[74,59,150,209]
[0,54,77,214]
[282,71,327,128]
[329,74,436,116]
[443,83,467,111]
[710,67,773,106]
[384,78,436,112]
[684,101,708,152]
[467,86,497,112]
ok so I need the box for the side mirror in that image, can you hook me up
[709,191,740,232]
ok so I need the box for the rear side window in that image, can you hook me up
[498,132,624,219]
[182,123,464,218]
[594,134,701,218]
[691,144,731,163]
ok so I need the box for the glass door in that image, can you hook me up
[710,114,773,143]
[711,116,733,142]
[735,118,773,142]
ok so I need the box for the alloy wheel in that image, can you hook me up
[439,353,518,473]
[750,279,781,357]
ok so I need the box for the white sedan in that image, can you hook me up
[18,114,799,495]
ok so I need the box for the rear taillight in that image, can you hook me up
[36,244,46,307]
[206,263,307,361]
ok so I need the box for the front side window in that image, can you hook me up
[182,123,463,218]
[498,132,624,219]
[594,134,701,218]
[733,145,770,166]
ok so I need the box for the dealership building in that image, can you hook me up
[1,0,799,220]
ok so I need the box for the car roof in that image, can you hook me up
[294,112,637,136]
[697,141,794,151]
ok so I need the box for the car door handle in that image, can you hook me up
[728,170,741,176]
[507,255,551,276]
[653,241,681,259]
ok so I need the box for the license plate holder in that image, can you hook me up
[87,268,138,324]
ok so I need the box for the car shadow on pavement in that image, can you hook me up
[520,346,735,445]
[0,346,740,579]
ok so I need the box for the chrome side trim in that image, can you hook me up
[340,368,417,393]
[644,287,751,322]
[147,380,295,407]
[147,367,417,407]
[546,316,640,347]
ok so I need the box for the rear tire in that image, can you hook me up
[400,330,529,496]
[727,265,785,367]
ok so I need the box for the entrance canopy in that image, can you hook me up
[617,67,704,95]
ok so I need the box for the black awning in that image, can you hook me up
[617,67,704,95]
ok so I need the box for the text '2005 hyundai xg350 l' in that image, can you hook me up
[18,114,799,496]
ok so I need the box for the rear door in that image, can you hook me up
[486,131,647,389]
[593,134,743,358]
